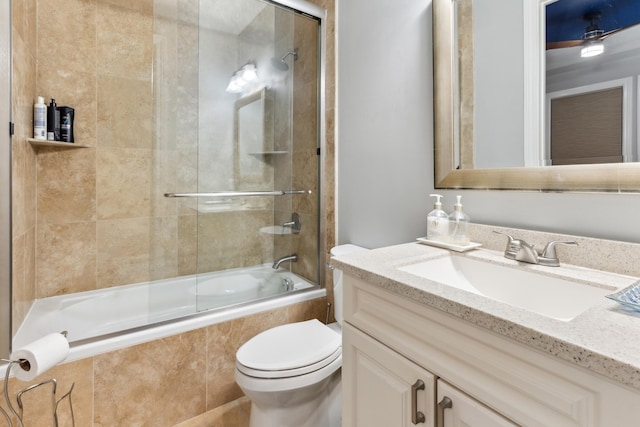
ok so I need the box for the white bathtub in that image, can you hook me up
[13,264,324,362]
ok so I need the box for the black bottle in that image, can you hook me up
[58,106,74,143]
[47,98,60,141]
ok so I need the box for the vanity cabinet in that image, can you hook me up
[342,274,640,427]
[343,323,517,427]
[437,380,518,427]
[343,324,436,427]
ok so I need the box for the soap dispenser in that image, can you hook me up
[448,195,470,245]
[427,194,449,241]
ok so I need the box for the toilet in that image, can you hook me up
[234,244,368,427]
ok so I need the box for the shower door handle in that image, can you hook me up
[164,190,311,198]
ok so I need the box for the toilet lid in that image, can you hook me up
[236,319,341,372]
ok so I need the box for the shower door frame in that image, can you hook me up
[273,0,327,287]
[0,0,11,360]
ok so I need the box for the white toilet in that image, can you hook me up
[235,244,368,427]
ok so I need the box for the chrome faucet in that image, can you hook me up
[282,213,301,234]
[493,231,577,267]
[272,254,298,269]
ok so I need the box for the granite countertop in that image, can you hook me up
[331,242,640,391]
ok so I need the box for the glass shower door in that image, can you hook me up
[149,0,321,319]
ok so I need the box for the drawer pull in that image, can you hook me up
[437,396,453,427]
[411,379,426,424]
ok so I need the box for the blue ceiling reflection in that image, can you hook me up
[546,0,640,43]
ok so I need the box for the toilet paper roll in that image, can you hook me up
[10,333,69,382]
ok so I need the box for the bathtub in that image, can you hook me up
[13,264,324,362]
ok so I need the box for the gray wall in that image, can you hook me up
[474,0,524,168]
[337,0,433,248]
[337,0,640,249]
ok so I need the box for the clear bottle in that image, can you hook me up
[448,195,470,245]
[33,96,47,140]
[427,194,449,241]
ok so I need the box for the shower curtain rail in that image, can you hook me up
[164,190,312,198]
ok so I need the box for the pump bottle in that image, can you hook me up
[427,194,449,241]
[448,195,470,245]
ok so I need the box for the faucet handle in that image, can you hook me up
[514,240,540,264]
[493,231,523,259]
[541,241,578,260]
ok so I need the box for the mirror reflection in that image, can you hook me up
[451,0,640,170]
[546,0,640,166]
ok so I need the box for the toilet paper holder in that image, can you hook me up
[1,331,75,427]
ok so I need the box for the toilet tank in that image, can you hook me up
[330,244,368,326]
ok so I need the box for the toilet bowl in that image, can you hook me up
[234,244,368,427]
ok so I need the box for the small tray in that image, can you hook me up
[416,237,482,253]
[606,281,640,312]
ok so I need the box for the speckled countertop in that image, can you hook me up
[331,236,640,391]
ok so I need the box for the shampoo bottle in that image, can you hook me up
[448,195,470,245]
[47,98,60,141]
[58,106,74,143]
[33,96,47,140]
[427,194,449,241]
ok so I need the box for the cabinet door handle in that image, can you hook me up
[411,379,426,424]
[437,396,453,427]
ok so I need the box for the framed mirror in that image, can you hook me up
[433,0,640,191]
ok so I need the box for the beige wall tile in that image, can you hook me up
[36,0,97,77]
[96,217,150,288]
[287,296,328,323]
[11,139,36,238]
[290,212,319,282]
[96,147,151,220]
[36,147,97,225]
[36,222,97,297]
[11,35,37,238]
[178,214,198,276]
[94,329,207,426]
[97,0,153,81]
[196,211,273,273]
[149,216,179,280]
[101,0,153,14]
[11,230,36,335]
[97,76,153,149]
[175,397,251,427]
[12,0,36,53]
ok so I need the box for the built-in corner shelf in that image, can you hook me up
[27,138,91,149]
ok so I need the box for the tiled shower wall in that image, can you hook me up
[8,0,335,424]
[13,0,332,327]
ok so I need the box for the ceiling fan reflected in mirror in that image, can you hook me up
[546,11,640,58]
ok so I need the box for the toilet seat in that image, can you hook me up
[236,319,341,379]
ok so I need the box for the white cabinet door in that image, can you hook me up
[343,324,436,427]
[437,380,518,427]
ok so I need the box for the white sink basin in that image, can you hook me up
[398,255,612,321]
